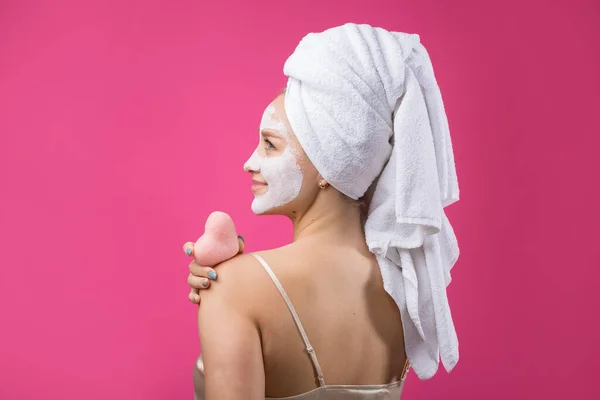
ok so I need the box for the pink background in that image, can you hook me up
[1,0,598,399]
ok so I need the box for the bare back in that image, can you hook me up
[253,237,407,398]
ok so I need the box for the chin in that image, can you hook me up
[251,206,277,216]
[250,200,286,216]
[251,193,299,216]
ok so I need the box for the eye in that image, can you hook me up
[264,138,275,150]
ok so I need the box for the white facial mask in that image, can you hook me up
[244,104,303,214]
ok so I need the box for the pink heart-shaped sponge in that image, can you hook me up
[193,211,239,267]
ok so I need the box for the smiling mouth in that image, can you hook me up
[251,180,268,192]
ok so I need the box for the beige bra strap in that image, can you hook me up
[401,357,411,380]
[251,253,326,387]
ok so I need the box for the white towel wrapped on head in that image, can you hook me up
[283,23,460,380]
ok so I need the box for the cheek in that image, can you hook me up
[296,157,318,184]
[261,148,299,178]
[261,148,303,193]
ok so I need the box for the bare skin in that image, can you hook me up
[183,94,407,400]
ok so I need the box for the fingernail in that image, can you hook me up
[202,280,208,287]
[238,235,245,243]
[208,271,217,280]
[186,248,192,256]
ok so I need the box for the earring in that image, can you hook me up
[318,180,329,189]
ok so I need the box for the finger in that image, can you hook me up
[237,235,245,254]
[189,288,201,304]
[189,261,218,280]
[188,274,211,290]
[183,242,195,257]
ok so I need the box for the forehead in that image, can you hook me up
[259,97,292,139]
[260,103,278,124]
[260,101,285,125]
[265,94,290,121]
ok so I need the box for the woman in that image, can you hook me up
[184,23,460,399]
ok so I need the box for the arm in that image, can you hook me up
[197,255,265,400]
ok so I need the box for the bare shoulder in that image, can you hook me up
[198,253,269,313]
[198,243,316,316]
[256,242,312,265]
[255,240,329,276]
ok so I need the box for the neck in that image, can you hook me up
[291,191,366,248]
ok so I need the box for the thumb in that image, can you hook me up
[237,235,245,254]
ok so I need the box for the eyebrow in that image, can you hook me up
[260,129,282,138]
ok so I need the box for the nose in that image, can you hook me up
[244,150,261,172]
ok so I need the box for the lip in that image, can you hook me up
[251,179,268,192]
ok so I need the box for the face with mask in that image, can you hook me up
[243,93,319,216]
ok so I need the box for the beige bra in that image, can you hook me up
[194,253,410,400]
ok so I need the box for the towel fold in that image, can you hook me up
[283,23,460,379]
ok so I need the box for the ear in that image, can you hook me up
[315,174,326,186]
